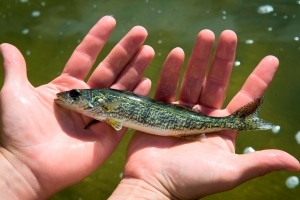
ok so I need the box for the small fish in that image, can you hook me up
[55,88,274,139]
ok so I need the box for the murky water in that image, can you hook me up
[0,0,299,199]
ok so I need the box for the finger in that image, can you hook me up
[0,43,30,89]
[154,47,184,102]
[88,26,148,88]
[62,16,116,80]
[179,30,215,105]
[227,56,279,113]
[232,150,300,188]
[110,45,154,91]
[133,78,152,96]
[200,30,237,109]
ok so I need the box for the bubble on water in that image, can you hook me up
[234,61,241,67]
[20,0,29,3]
[92,4,97,8]
[294,37,299,41]
[157,40,162,44]
[119,172,123,179]
[295,131,300,144]
[222,10,227,15]
[257,5,274,14]
[267,27,273,31]
[22,28,29,34]
[245,39,254,44]
[145,0,149,3]
[285,176,299,189]
[26,50,31,56]
[297,0,300,4]
[283,15,288,19]
[41,2,46,6]
[271,125,280,134]
[222,16,227,20]
[157,52,162,56]
[31,10,40,17]
[243,147,255,154]
[157,10,162,14]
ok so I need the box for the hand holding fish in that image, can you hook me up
[0,16,154,199]
[110,30,300,199]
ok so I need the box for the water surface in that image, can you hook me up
[0,0,299,199]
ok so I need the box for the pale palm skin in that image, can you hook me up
[0,16,299,200]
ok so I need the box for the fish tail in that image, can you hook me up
[231,97,274,131]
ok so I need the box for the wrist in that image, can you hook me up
[109,177,175,200]
[0,147,42,199]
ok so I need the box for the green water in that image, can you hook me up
[1,0,299,199]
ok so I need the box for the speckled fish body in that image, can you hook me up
[55,89,274,139]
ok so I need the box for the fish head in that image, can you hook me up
[55,89,96,113]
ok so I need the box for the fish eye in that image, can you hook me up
[69,89,81,99]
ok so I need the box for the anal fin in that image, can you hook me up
[179,133,206,141]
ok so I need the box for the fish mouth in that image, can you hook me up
[54,93,65,105]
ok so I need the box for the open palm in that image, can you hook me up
[0,16,154,198]
[120,30,300,199]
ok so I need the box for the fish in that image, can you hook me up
[54,88,274,139]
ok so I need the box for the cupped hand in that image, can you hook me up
[0,16,154,198]
[120,30,300,199]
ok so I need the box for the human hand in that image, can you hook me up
[0,16,154,199]
[110,30,300,199]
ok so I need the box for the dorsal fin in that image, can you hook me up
[232,97,263,118]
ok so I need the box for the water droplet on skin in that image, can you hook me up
[271,125,280,134]
[243,147,255,154]
[31,10,40,17]
[257,5,274,14]
[285,176,299,189]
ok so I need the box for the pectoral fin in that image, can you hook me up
[103,101,122,112]
[107,118,123,131]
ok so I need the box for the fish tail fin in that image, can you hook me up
[231,97,274,131]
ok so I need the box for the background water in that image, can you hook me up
[0,0,299,199]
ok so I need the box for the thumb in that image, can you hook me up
[235,150,300,185]
[0,43,30,89]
